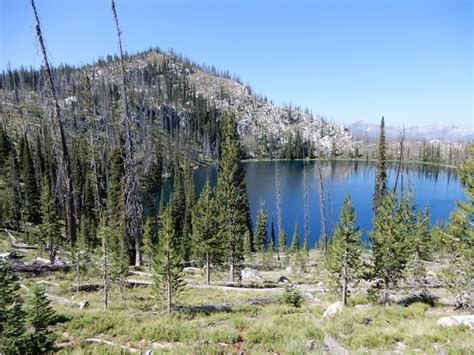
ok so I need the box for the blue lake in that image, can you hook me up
[169,160,464,248]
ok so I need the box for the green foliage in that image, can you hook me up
[142,216,157,272]
[326,194,362,304]
[279,286,303,308]
[39,177,62,264]
[0,260,27,354]
[278,230,287,254]
[254,206,268,252]
[26,285,57,354]
[439,143,473,309]
[192,180,225,284]
[216,112,251,282]
[368,192,413,303]
[21,134,41,224]
[373,116,387,212]
[290,222,300,254]
[153,206,185,313]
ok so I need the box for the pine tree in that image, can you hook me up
[254,206,268,252]
[369,192,411,304]
[0,260,27,354]
[21,134,41,224]
[142,216,157,272]
[243,230,252,260]
[279,230,287,255]
[39,177,62,264]
[440,143,473,309]
[192,180,224,285]
[182,158,195,261]
[170,167,186,256]
[97,214,110,310]
[153,206,185,313]
[26,285,56,354]
[216,113,251,282]
[107,146,129,299]
[373,116,388,212]
[0,123,10,177]
[325,195,362,305]
[290,222,300,254]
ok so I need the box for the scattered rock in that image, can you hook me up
[306,339,316,350]
[79,300,90,309]
[286,266,294,274]
[354,304,371,310]
[323,301,343,318]
[241,267,262,282]
[437,315,474,328]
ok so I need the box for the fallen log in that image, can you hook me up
[20,284,89,308]
[127,279,152,286]
[128,270,153,277]
[69,283,103,292]
[11,261,70,274]
[86,338,139,353]
[5,229,38,249]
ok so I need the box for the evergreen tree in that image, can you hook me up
[369,192,411,304]
[325,195,362,305]
[26,285,56,354]
[373,116,388,212]
[170,167,185,256]
[97,214,110,310]
[142,216,157,272]
[440,143,473,309]
[243,230,252,260]
[290,222,300,254]
[153,206,185,313]
[107,146,129,299]
[39,177,62,264]
[192,180,224,285]
[182,158,195,260]
[216,113,251,282]
[21,134,41,224]
[0,260,27,354]
[279,230,287,255]
[254,206,268,252]
[0,123,10,176]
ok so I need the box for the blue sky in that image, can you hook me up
[1,0,472,126]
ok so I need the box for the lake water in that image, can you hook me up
[168,160,464,248]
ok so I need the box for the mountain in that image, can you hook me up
[0,48,356,167]
[348,120,474,143]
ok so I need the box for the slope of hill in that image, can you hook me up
[0,49,356,163]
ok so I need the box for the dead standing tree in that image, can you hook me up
[30,0,77,244]
[111,0,143,266]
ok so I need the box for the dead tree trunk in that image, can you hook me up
[274,160,283,259]
[393,127,406,193]
[111,0,143,266]
[30,0,77,244]
[315,155,327,254]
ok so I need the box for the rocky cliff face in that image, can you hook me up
[133,51,357,157]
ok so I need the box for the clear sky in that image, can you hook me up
[1,0,472,126]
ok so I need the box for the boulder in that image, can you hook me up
[241,267,262,282]
[303,292,321,304]
[437,315,474,328]
[323,301,343,318]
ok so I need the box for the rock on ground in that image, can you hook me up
[323,301,343,318]
[437,315,474,328]
[241,267,263,282]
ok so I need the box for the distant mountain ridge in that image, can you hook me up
[348,120,474,143]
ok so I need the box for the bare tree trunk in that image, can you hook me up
[315,155,327,254]
[274,160,283,259]
[30,0,77,244]
[303,160,310,249]
[102,236,109,311]
[393,127,405,193]
[206,253,211,286]
[229,258,235,283]
[111,0,143,266]
[342,248,348,305]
